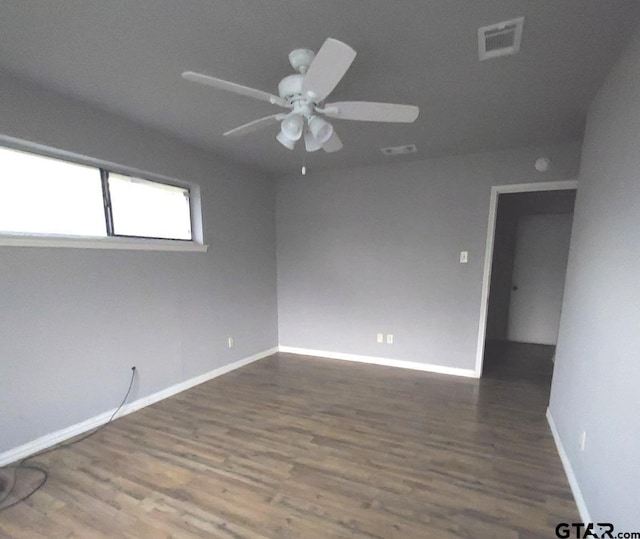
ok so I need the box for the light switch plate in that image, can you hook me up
[460,251,468,263]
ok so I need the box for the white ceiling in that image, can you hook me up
[0,1,638,177]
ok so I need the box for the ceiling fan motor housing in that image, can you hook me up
[278,74,305,102]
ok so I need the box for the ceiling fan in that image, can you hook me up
[182,38,419,153]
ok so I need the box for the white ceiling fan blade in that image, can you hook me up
[223,114,285,137]
[182,71,285,106]
[302,38,356,102]
[322,131,343,153]
[323,101,419,123]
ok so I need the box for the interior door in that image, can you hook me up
[507,213,573,345]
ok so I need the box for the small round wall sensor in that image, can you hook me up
[535,157,551,172]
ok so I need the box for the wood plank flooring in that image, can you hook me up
[0,352,578,538]
[482,340,555,386]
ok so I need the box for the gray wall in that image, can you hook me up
[0,74,278,453]
[277,143,581,370]
[507,213,573,345]
[549,26,640,527]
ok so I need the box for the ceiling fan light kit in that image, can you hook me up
[308,115,333,144]
[276,130,296,150]
[304,130,322,152]
[281,114,304,141]
[182,37,419,154]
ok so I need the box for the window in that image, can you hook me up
[108,173,191,240]
[0,146,193,242]
[0,147,106,237]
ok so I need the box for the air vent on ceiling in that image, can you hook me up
[478,17,524,61]
[381,144,417,156]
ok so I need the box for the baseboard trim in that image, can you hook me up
[278,346,477,378]
[546,408,591,523]
[0,346,278,467]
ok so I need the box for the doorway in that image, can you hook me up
[475,181,578,381]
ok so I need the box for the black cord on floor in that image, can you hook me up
[0,367,136,512]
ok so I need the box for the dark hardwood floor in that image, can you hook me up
[482,340,555,386]
[0,352,577,538]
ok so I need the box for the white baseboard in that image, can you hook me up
[278,346,477,378]
[546,408,591,523]
[0,347,278,467]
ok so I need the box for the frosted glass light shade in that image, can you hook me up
[276,130,296,150]
[304,130,322,152]
[281,114,304,141]
[308,115,333,144]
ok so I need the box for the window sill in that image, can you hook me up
[0,234,208,252]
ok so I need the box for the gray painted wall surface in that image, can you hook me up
[549,26,640,527]
[507,213,573,345]
[0,75,278,453]
[277,143,581,370]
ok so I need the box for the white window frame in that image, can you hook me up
[0,137,208,252]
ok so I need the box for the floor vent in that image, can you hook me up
[478,17,524,60]
[381,144,417,156]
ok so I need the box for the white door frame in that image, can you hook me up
[474,180,578,377]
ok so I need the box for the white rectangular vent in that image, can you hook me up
[381,144,417,156]
[478,17,524,60]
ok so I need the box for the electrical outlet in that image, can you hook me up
[580,431,586,451]
[228,337,234,349]
[460,251,468,263]
[386,334,394,344]
[376,333,384,343]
